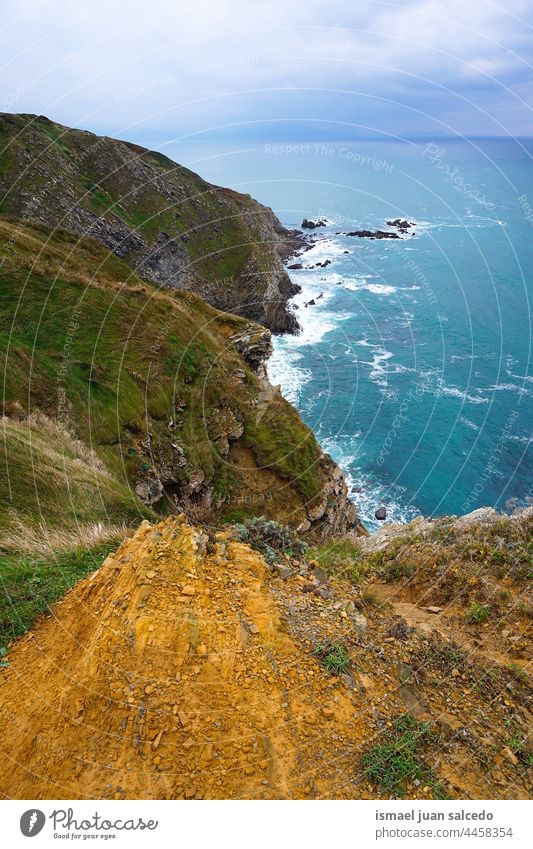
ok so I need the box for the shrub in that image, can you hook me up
[466,600,491,624]
[232,517,307,565]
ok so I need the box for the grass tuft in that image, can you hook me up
[313,641,351,675]
[361,714,448,799]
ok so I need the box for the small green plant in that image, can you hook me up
[233,517,307,565]
[466,600,491,624]
[506,662,528,682]
[362,589,382,607]
[0,646,9,668]
[307,540,365,585]
[361,714,448,799]
[313,641,351,675]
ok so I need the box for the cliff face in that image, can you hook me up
[0,218,361,540]
[0,113,300,333]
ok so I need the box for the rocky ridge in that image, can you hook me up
[0,113,304,333]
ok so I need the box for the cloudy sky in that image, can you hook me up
[1,0,532,141]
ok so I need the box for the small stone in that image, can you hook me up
[322,707,334,719]
[425,606,443,614]
[312,565,327,585]
[181,585,196,596]
[351,611,368,636]
[501,746,519,766]
[196,644,207,656]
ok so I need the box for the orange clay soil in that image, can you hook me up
[0,517,368,799]
[0,516,531,800]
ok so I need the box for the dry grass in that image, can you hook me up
[1,515,130,556]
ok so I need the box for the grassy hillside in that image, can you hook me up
[0,113,300,332]
[0,218,357,536]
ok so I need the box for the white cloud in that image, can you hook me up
[0,0,532,136]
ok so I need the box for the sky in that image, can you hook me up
[1,0,533,142]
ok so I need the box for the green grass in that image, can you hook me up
[0,542,118,648]
[0,218,338,534]
[243,392,325,504]
[313,641,351,675]
[0,413,150,543]
[361,714,448,799]
[466,600,491,624]
[308,539,365,585]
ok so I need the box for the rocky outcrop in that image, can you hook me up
[301,217,327,229]
[230,325,273,378]
[0,517,388,799]
[0,113,301,333]
[342,229,401,239]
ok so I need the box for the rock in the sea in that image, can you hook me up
[375,506,387,521]
[386,219,413,230]
[301,218,327,229]
[344,229,401,240]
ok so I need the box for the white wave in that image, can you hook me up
[267,348,313,404]
[507,371,533,384]
[299,237,346,262]
[369,349,394,379]
[459,416,480,431]
[486,382,528,396]
[365,283,397,295]
[437,384,489,405]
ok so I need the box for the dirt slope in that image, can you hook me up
[0,517,365,799]
[0,515,531,800]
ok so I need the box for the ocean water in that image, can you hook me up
[168,138,533,530]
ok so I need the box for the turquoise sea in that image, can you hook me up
[169,138,533,530]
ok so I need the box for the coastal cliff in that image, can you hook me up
[0,217,361,544]
[0,113,301,333]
